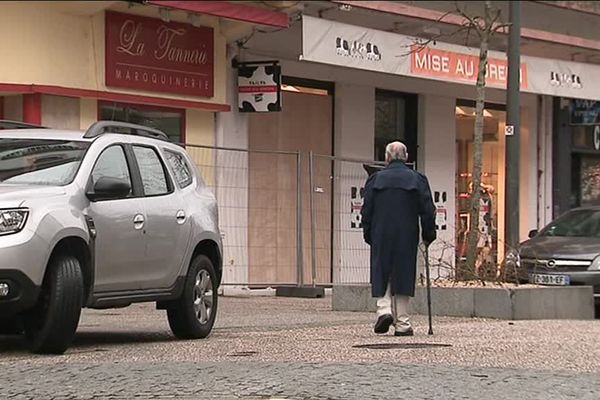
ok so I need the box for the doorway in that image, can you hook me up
[247,78,334,285]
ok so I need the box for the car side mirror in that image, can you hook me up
[528,229,538,239]
[87,177,131,201]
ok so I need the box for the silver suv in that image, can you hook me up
[0,120,222,354]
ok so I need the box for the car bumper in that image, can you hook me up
[0,269,40,317]
[525,269,600,295]
[0,230,48,316]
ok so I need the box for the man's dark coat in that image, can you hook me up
[361,161,436,297]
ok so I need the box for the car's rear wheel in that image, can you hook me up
[167,255,218,339]
[23,255,83,354]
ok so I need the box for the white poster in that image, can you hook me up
[301,15,600,101]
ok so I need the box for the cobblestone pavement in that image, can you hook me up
[1,295,600,399]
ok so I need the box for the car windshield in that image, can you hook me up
[0,139,90,186]
[539,209,600,238]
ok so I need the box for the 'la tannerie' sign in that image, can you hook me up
[105,11,214,97]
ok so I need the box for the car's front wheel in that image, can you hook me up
[167,255,218,339]
[23,255,83,354]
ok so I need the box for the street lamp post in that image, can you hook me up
[505,1,521,252]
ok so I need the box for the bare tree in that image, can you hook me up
[411,1,510,280]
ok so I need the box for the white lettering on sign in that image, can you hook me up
[117,20,146,57]
[415,52,450,73]
[594,126,600,151]
[455,59,475,77]
[154,26,208,65]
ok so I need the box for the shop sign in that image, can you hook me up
[570,99,600,125]
[410,46,528,89]
[301,16,600,101]
[238,63,282,112]
[105,11,214,97]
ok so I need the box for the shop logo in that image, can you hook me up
[335,37,381,61]
[550,71,582,89]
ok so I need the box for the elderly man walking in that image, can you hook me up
[361,141,436,336]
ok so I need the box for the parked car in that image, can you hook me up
[513,206,600,302]
[0,120,222,354]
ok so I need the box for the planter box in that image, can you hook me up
[332,285,595,320]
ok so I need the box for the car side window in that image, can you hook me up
[90,145,132,196]
[164,149,193,188]
[133,146,170,196]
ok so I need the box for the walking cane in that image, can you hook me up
[425,244,433,335]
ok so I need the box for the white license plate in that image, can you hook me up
[529,273,570,286]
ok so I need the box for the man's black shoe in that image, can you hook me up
[394,328,414,337]
[374,314,394,334]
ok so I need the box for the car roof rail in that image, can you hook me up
[0,120,48,130]
[84,121,170,141]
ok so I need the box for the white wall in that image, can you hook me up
[420,95,457,278]
[537,95,554,229]
[520,95,540,241]
[41,95,80,129]
[334,84,374,159]
[215,45,249,286]
[332,84,375,284]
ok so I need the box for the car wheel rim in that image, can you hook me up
[193,269,213,325]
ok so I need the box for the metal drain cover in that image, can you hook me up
[353,343,452,350]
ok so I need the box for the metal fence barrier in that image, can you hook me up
[185,144,302,287]
[184,144,387,288]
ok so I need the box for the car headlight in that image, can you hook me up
[0,208,29,236]
[588,255,600,271]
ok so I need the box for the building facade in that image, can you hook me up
[3,1,600,287]
[216,1,600,285]
[0,1,290,145]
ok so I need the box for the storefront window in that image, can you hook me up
[374,90,418,163]
[573,155,600,208]
[455,103,506,271]
[99,102,184,143]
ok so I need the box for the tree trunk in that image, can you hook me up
[464,1,492,279]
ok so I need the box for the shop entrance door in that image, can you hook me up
[247,82,333,286]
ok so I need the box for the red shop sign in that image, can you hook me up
[105,11,214,97]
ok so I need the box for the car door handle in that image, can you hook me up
[133,214,145,230]
[176,210,186,225]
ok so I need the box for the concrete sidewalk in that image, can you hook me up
[2,295,600,399]
[1,294,599,372]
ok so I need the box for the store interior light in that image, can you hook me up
[281,84,300,92]
[455,106,467,116]
[456,106,495,118]
[281,85,329,96]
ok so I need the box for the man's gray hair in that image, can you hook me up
[385,141,408,163]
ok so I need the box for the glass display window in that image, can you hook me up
[455,103,506,274]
